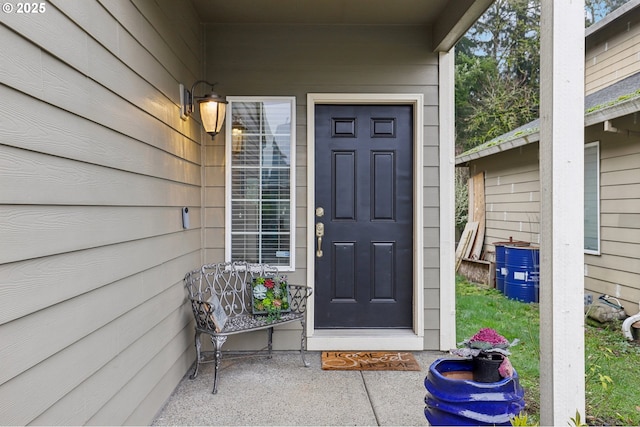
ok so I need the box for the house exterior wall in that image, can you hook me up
[585,125,640,314]
[0,0,203,424]
[466,130,640,315]
[467,143,541,256]
[586,11,640,95]
[203,24,442,349]
[461,5,640,317]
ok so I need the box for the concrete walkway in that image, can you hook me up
[152,351,443,426]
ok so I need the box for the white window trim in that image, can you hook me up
[584,141,600,255]
[224,96,296,271]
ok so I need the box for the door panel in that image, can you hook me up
[315,104,413,328]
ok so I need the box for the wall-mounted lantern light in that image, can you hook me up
[180,80,228,138]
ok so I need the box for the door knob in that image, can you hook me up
[315,222,324,258]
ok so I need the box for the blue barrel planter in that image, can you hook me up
[504,246,540,303]
[424,358,525,426]
[495,244,507,293]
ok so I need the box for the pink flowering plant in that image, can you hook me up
[451,328,519,378]
[251,276,290,322]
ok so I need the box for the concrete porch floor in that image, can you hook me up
[152,351,443,426]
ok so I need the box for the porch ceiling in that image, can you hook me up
[191,0,448,25]
[190,0,494,51]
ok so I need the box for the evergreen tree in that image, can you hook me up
[454,0,630,232]
[455,0,630,152]
[456,0,540,151]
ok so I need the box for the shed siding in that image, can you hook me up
[0,0,203,424]
[203,24,441,349]
[468,143,541,258]
[467,128,640,314]
[586,12,640,95]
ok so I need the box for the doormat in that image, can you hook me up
[321,351,421,371]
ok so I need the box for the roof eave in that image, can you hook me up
[585,0,640,40]
[456,95,640,166]
[432,0,494,52]
[585,96,640,126]
[455,132,540,166]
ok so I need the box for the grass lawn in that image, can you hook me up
[455,276,640,426]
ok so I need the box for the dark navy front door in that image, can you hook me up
[314,104,413,328]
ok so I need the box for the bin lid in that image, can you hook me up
[493,240,530,247]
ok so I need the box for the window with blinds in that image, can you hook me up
[226,97,295,269]
[584,142,600,254]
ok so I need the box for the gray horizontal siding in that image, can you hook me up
[586,11,640,94]
[469,143,541,255]
[584,130,640,313]
[203,23,441,349]
[0,0,203,424]
[466,127,640,315]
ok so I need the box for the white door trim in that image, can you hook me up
[305,93,424,351]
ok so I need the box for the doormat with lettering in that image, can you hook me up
[321,351,421,371]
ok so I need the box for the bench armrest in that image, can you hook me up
[188,298,218,331]
[288,284,312,314]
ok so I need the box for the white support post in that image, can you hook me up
[439,50,457,351]
[539,0,586,424]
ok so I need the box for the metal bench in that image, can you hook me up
[184,261,312,393]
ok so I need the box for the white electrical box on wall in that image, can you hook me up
[182,207,190,229]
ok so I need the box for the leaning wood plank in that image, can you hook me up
[463,222,479,259]
[455,222,473,260]
[455,222,477,271]
[455,231,471,272]
[470,172,486,259]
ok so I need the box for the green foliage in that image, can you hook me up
[456,276,640,426]
[510,409,589,426]
[454,169,468,235]
[511,411,538,426]
[454,52,499,149]
[584,321,640,425]
[462,74,539,150]
[455,0,540,151]
[455,0,631,152]
[471,0,540,83]
[568,410,588,427]
[456,277,540,424]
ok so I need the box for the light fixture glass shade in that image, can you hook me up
[232,121,245,153]
[198,93,227,136]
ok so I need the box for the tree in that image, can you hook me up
[455,0,631,152]
[467,0,540,84]
[455,53,499,152]
[454,0,630,234]
[456,0,540,151]
[463,73,538,150]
